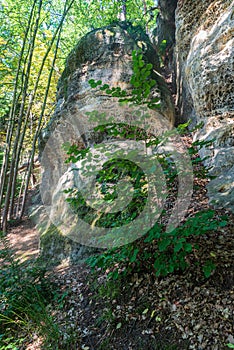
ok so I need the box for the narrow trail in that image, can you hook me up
[5,218,39,262]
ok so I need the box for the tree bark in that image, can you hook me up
[19,0,76,220]
[0,0,38,229]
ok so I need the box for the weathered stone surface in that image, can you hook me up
[40,22,175,150]
[29,191,98,265]
[38,22,175,262]
[175,0,234,212]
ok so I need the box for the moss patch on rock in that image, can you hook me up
[39,224,72,265]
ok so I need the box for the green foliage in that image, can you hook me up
[87,209,227,279]
[148,210,226,277]
[60,0,157,54]
[0,233,60,348]
[0,0,62,139]
[176,120,205,134]
[65,156,148,231]
[177,121,216,180]
[92,122,149,141]
[202,260,216,278]
[88,49,161,109]
[64,123,213,237]
[65,124,225,281]
[158,39,167,66]
[63,142,90,163]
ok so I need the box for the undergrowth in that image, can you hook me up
[67,121,228,281]
[0,233,80,349]
[86,209,227,281]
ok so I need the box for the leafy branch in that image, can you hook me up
[88,49,161,109]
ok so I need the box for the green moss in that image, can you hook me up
[40,224,70,265]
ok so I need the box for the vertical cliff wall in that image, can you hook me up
[175,0,234,211]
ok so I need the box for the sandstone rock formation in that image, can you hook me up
[175,0,234,211]
[38,22,175,262]
[41,21,175,150]
[37,2,234,263]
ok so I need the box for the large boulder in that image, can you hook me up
[175,0,234,212]
[38,22,175,263]
[40,22,175,150]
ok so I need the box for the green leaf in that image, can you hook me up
[184,243,193,252]
[146,63,153,70]
[174,241,183,253]
[203,260,216,278]
[130,248,139,263]
[158,238,171,252]
[88,79,95,85]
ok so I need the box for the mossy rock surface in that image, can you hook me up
[40,224,69,265]
[39,224,101,265]
[30,203,100,266]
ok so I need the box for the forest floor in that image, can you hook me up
[6,218,39,262]
[4,165,234,350]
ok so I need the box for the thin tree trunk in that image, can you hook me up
[0,0,37,227]
[2,0,43,232]
[16,170,26,218]
[118,0,127,21]
[9,0,75,219]
[142,0,148,33]
[19,0,75,219]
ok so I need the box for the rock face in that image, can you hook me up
[38,22,175,263]
[175,0,234,212]
[40,21,175,150]
[37,5,234,263]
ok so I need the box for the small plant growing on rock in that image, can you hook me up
[88,49,161,109]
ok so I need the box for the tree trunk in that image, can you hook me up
[1,0,43,232]
[19,0,75,220]
[118,0,127,21]
[0,0,38,229]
